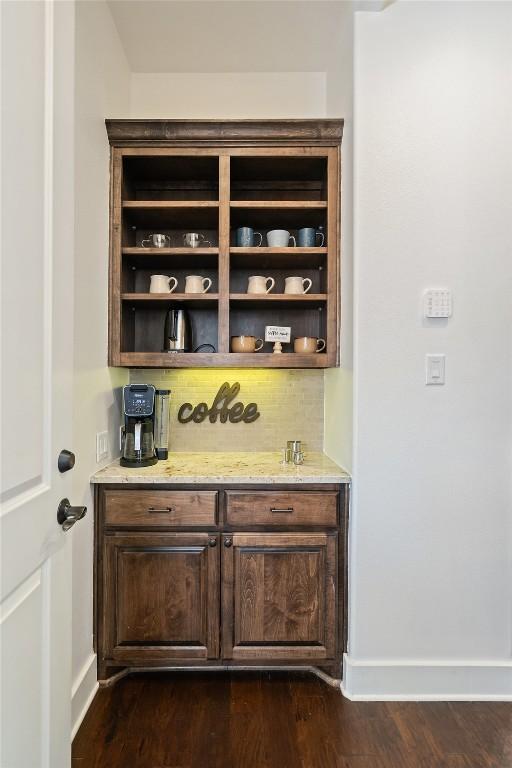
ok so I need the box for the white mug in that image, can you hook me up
[267,229,296,248]
[247,275,275,294]
[284,276,312,295]
[150,274,178,293]
[185,275,212,293]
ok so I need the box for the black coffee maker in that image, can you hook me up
[120,385,158,467]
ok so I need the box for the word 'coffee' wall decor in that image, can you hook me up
[177,382,260,425]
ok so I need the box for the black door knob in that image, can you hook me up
[208,537,217,547]
[224,537,233,548]
[57,498,87,532]
[58,450,75,473]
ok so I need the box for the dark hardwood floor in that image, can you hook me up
[72,672,512,768]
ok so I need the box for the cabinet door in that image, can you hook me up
[222,532,337,661]
[101,532,219,663]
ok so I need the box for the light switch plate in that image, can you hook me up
[96,431,108,462]
[424,289,452,318]
[426,354,445,385]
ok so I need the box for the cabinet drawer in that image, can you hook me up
[225,491,337,527]
[104,490,218,527]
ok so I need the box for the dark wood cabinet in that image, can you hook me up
[95,483,348,685]
[100,532,219,664]
[105,120,343,368]
[221,532,337,662]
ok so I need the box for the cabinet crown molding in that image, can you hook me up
[105,119,344,147]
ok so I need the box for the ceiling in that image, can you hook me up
[107,1,354,73]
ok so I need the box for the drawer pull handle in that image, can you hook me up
[271,507,294,514]
[148,506,175,514]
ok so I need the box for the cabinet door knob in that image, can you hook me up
[224,537,233,548]
[208,537,217,547]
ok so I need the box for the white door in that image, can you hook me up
[1,1,78,766]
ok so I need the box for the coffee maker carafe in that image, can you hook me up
[120,385,158,467]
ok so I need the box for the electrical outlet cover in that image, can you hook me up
[96,431,108,462]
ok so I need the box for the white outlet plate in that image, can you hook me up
[426,354,446,385]
[96,431,108,462]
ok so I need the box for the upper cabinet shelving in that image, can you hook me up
[106,120,343,368]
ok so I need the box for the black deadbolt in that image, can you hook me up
[58,450,75,473]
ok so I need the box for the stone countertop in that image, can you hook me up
[91,452,350,485]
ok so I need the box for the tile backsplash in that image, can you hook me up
[130,369,324,452]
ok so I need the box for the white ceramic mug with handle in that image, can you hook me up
[185,275,212,293]
[284,276,312,294]
[266,229,296,248]
[150,274,178,293]
[247,275,275,294]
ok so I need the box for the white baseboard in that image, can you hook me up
[71,652,98,739]
[342,654,512,700]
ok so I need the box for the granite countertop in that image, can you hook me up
[91,451,350,485]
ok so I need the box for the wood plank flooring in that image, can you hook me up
[72,672,512,768]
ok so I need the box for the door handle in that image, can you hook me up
[57,498,87,532]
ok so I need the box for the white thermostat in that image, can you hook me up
[424,289,452,318]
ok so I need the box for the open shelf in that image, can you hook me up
[230,206,326,232]
[122,247,219,270]
[230,247,326,270]
[121,302,219,354]
[123,200,219,209]
[229,301,327,355]
[229,293,327,303]
[119,352,330,369]
[123,247,218,255]
[230,201,327,209]
[122,202,219,231]
[230,155,328,201]
[122,155,219,201]
[122,293,219,305]
[108,126,341,368]
[122,261,218,295]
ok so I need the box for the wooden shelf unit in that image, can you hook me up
[107,120,343,368]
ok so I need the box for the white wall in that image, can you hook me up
[130,63,354,474]
[347,1,512,698]
[130,72,327,119]
[72,0,130,734]
[324,17,354,473]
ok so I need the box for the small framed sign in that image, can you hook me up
[265,325,291,343]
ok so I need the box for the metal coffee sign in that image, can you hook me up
[177,382,260,424]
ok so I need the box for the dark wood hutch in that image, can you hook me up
[96,121,348,689]
[106,119,343,368]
